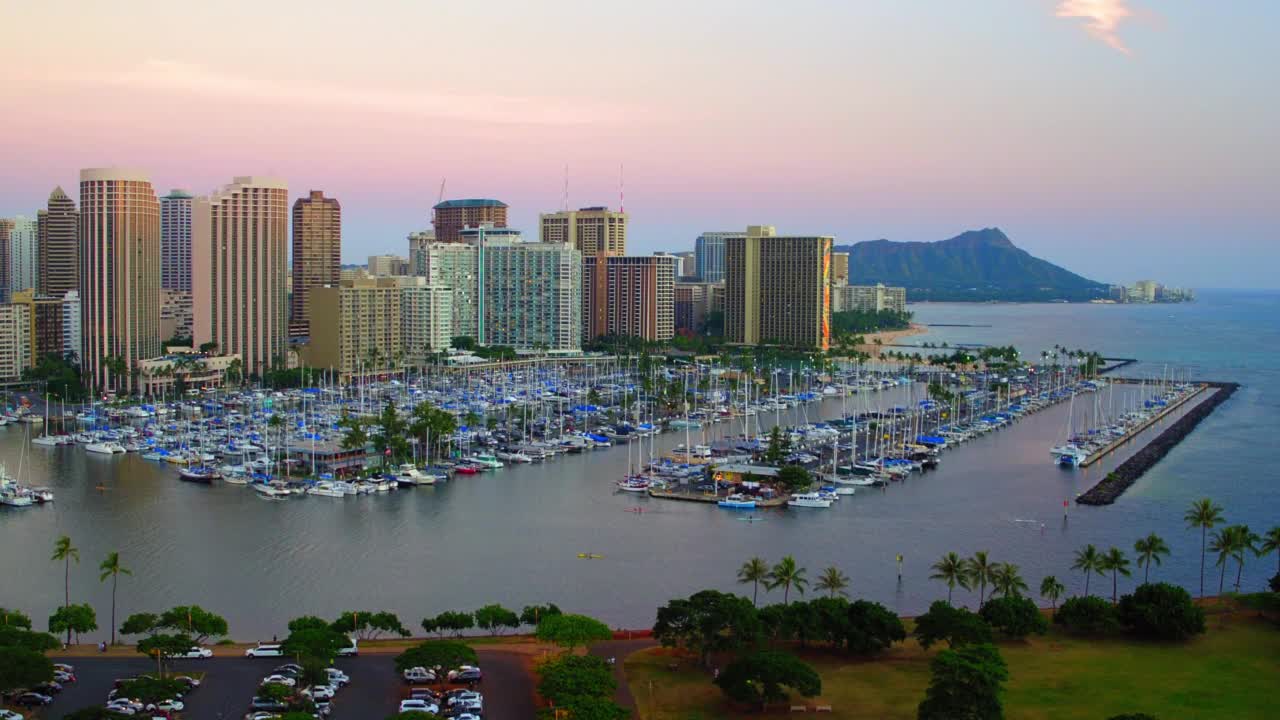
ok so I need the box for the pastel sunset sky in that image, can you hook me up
[1,1,1276,288]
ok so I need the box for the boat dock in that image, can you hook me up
[647,487,789,507]
[1078,382,1207,468]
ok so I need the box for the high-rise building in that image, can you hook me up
[399,277,454,365]
[61,290,81,359]
[38,187,79,298]
[192,176,289,376]
[161,289,194,342]
[674,281,724,334]
[7,217,38,296]
[0,304,32,381]
[160,189,193,292]
[290,190,341,338]
[541,207,627,340]
[694,231,741,283]
[367,254,410,276]
[432,199,507,243]
[79,168,162,392]
[408,230,435,276]
[0,219,11,303]
[8,289,66,364]
[725,225,832,350]
[305,276,402,381]
[419,241,480,342]
[835,284,906,314]
[480,238,582,352]
[583,255,675,342]
[832,251,849,286]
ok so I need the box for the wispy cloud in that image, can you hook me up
[1055,0,1135,54]
[97,59,624,127]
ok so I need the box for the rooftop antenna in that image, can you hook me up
[619,163,625,213]
[562,164,569,211]
[433,177,446,221]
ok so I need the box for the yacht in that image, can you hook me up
[178,466,221,483]
[85,441,126,455]
[717,493,756,509]
[787,492,833,508]
[31,434,64,447]
[394,463,437,486]
[1051,444,1089,467]
[466,454,504,469]
[307,481,346,498]
[616,476,650,493]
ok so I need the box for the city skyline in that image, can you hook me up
[0,2,1276,289]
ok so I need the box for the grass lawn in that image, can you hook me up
[625,611,1280,719]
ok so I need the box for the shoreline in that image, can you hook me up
[856,323,928,354]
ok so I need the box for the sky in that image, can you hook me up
[1,1,1276,289]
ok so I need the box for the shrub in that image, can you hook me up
[715,650,821,711]
[979,595,1048,639]
[538,655,616,706]
[917,643,1008,720]
[913,600,992,650]
[1117,583,1206,641]
[1054,596,1119,636]
[844,600,905,655]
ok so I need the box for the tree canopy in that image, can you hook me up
[653,590,761,666]
[715,650,821,711]
[0,644,55,694]
[394,640,478,675]
[913,601,992,650]
[537,613,614,652]
[917,643,1008,720]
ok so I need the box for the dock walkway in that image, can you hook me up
[1079,383,1206,467]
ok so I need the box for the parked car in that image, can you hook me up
[180,646,213,658]
[11,693,52,708]
[449,667,483,684]
[261,674,296,687]
[0,709,25,720]
[147,699,185,712]
[248,696,288,711]
[173,675,202,690]
[325,667,350,687]
[399,699,440,714]
[337,637,358,657]
[245,643,284,657]
[31,680,62,695]
[402,666,436,683]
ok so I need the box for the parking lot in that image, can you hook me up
[39,650,533,719]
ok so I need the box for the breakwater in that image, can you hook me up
[1076,381,1240,505]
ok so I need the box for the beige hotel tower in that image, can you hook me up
[725,225,833,350]
[192,177,290,376]
[78,168,161,393]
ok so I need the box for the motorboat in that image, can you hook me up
[31,434,64,447]
[394,463,437,486]
[85,441,126,455]
[787,492,832,508]
[466,454,504,469]
[307,481,346,498]
[717,493,756,509]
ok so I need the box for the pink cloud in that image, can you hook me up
[1055,0,1135,54]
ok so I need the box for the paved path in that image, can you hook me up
[42,651,535,719]
[589,638,658,716]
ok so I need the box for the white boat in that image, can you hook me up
[394,463,437,486]
[467,454,504,469]
[85,441,126,455]
[717,493,756,509]
[616,477,650,492]
[251,482,290,498]
[307,481,346,498]
[31,435,63,447]
[787,492,832,508]
[1051,444,1089,467]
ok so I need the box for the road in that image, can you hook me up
[42,650,533,719]
[589,638,658,716]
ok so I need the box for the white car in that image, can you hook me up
[307,685,334,700]
[325,668,350,686]
[0,710,24,720]
[402,666,435,683]
[398,699,440,713]
[104,702,138,716]
[245,643,284,657]
[262,673,297,687]
[180,646,213,658]
[147,699,185,712]
[448,690,483,707]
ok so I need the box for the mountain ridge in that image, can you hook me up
[836,227,1108,302]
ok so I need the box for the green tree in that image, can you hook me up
[473,604,520,636]
[1258,526,1280,577]
[98,551,130,645]
[1054,596,1120,636]
[1133,533,1171,584]
[715,650,821,711]
[0,645,55,696]
[1039,576,1066,614]
[0,608,31,629]
[990,563,1028,599]
[340,412,370,452]
[0,626,59,652]
[1184,498,1225,599]
[737,557,770,606]
[120,612,159,637]
[1071,544,1105,597]
[816,566,850,598]
[519,604,562,627]
[652,590,761,667]
[775,465,811,492]
[978,595,1048,639]
[767,556,808,604]
[763,426,789,464]
[537,654,616,706]
[422,611,474,639]
[930,552,971,606]
[332,610,409,640]
[136,633,195,678]
[540,695,629,720]
[917,643,1008,720]
[1208,528,1234,596]
[282,620,348,683]
[966,551,997,606]
[536,613,614,652]
[48,603,98,645]
[158,605,228,644]
[844,600,906,655]
[51,535,80,645]
[1099,547,1132,604]
[913,601,992,650]
[1117,582,1206,641]
[394,640,478,689]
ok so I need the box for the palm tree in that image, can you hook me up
[766,556,808,604]
[991,563,1028,598]
[51,536,79,644]
[1071,544,1105,597]
[1258,526,1280,577]
[1039,576,1066,614]
[965,551,996,606]
[930,552,971,605]
[1133,533,1171,584]
[1227,525,1260,593]
[1184,498,1225,599]
[1208,528,1233,596]
[737,557,769,606]
[99,552,131,645]
[1099,547,1131,604]
[816,566,850,598]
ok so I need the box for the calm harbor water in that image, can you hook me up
[0,289,1275,640]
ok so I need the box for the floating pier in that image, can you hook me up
[1076,381,1240,506]
[1078,383,1207,468]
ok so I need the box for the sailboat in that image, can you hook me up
[31,393,61,446]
